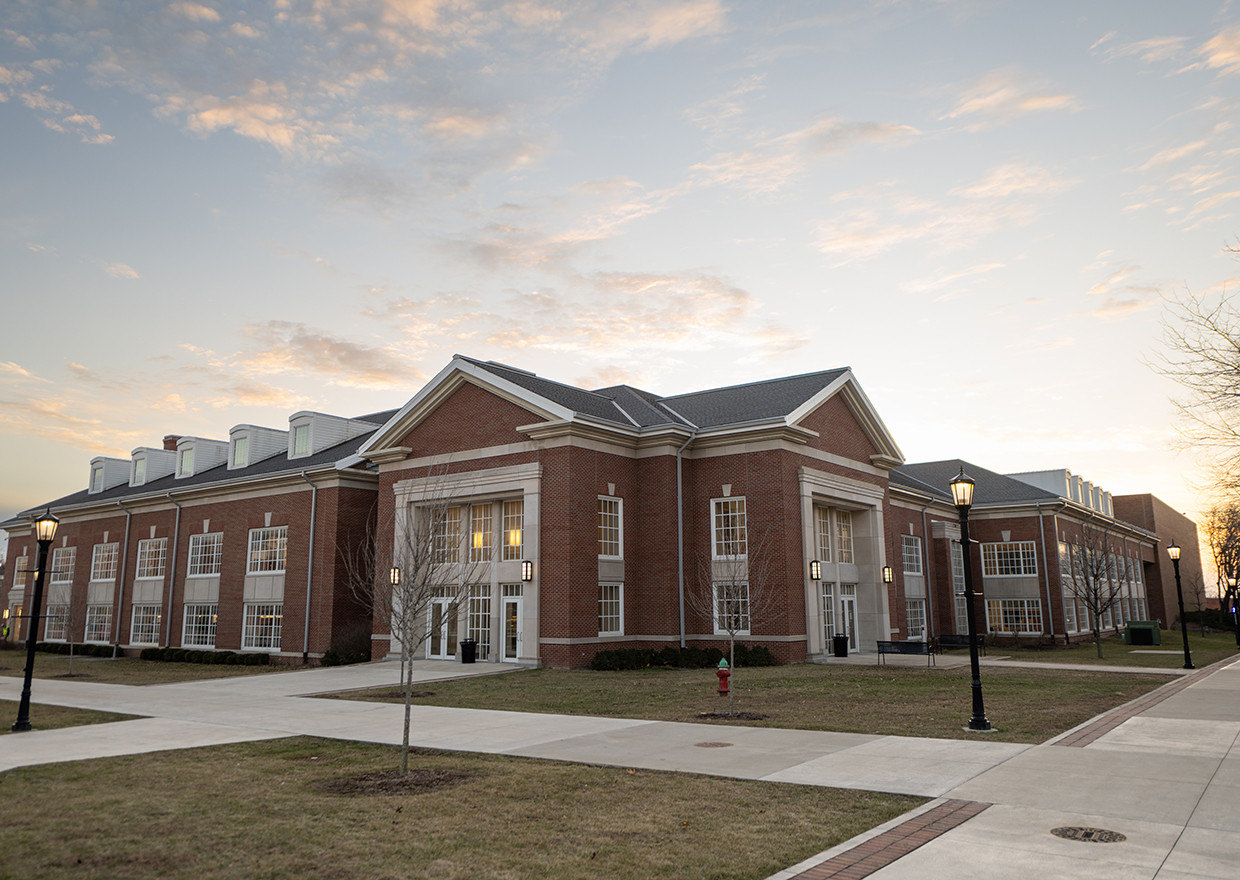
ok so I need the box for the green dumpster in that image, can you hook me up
[1125,621,1161,646]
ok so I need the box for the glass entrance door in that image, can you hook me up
[428,598,458,659]
[839,584,858,652]
[502,596,522,662]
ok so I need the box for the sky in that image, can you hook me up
[2,1,1240,569]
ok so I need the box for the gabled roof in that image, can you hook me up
[891,459,1065,506]
[360,355,902,460]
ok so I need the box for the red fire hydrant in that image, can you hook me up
[716,658,730,695]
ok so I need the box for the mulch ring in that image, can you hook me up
[321,768,477,796]
[696,711,770,721]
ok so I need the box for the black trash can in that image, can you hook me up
[460,639,477,664]
[832,634,849,658]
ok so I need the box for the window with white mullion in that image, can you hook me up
[242,603,282,650]
[469,504,492,564]
[814,507,831,563]
[188,533,223,576]
[431,507,462,565]
[136,538,167,579]
[467,586,491,659]
[901,535,923,575]
[14,556,28,588]
[712,581,750,634]
[834,510,854,564]
[182,604,218,647]
[981,541,1038,577]
[44,605,69,640]
[247,527,287,574]
[501,500,524,560]
[598,583,623,635]
[50,547,76,585]
[906,598,926,640]
[598,497,622,559]
[712,498,747,559]
[130,604,162,645]
[85,605,113,643]
[91,543,119,581]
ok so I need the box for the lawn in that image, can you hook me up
[330,662,1173,743]
[974,628,1240,668]
[0,699,136,734]
[0,647,287,685]
[0,736,922,880]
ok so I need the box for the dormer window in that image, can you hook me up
[232,436,248,468]
[179,447,195,477]
[133,457,147,485]
[293,424,310,457]
[91,466,104,492]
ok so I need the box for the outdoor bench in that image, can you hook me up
[934,634,987,655]
[875,639,935,666]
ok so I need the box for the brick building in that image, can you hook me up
[2,356,1205,665]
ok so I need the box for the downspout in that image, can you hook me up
[163,493,182,646]
[300,471,318,664]
[675,431,696,649]
[1035,502,1066,644]
[918,496,936,642]
[113,500,133,658]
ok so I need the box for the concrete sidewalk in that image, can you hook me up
[3,656,1238,879]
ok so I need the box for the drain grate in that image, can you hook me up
[1051,826,1127,843]
[694,741,733,748]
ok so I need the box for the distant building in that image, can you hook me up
[1111,494,1205,624]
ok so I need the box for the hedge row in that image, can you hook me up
[1184,609,1238,630]
[321,649,370,667]
[35,642,114,657]
[590,644,776,671]
[139,647,269,665]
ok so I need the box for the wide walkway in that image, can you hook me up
[2,655,1238,879]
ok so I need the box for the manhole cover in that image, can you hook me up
[1051,826,1127,843]
[694,741,733,748]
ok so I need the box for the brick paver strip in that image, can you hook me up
[788,799,991,879]
[1056,655,1238,748]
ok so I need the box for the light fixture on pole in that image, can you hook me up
[949,468,991,732]
[1166,542,1195,670]
[809,560,821,582]
[13,508,59,732]
[882,565,894,585]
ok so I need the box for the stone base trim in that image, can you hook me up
[788,799,990,879]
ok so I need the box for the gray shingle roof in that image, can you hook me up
[661,369,849,428]
[891,460,1061,506]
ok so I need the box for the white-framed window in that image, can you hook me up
[85,605,112,643]
[91,466,104,492]
[130,604,161,645]
[712,498,747,559]
[599,583,623,635]
[906,598,926,640]
[986,598,1043,635]
[901,535,923,575]
[469,504,492,564]
[598,497,622,559]
[712,581,750,635]
[431,506,462,565]
[44,605,68,640]
[182,604,218,647]
[815,507,831,562]
[242,603,282,650]
[1063,592,1079,633]
[51,547,76,585]
[467,585,491,660]
[136,538,168,580]
[981,541,1038,577]
[502,499,524,560]
[293,424,310,456]
[820,582,836,640]
[179,447,195,476]
[133,457,147,484]
[14,556,28,588]
[188,533,224,577]
[835,510,854,564]
[954,594,970,635]
[231,436,248,468]
[247,526,287,574]
[91,543,119,582]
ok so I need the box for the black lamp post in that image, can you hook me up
[12,509,59,732]
[950,468,992,732]
[1167,542,1195,670]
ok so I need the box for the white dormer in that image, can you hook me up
[175,436,230,479]
[227,424,289,470]
[287,411,377,459]
[1103,490,1113,517]
[89,457,130,494]
[130,447,177,487]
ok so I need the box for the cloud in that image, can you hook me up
[1139,139,1209,170]
[1094,34,1189,64]
[941,69,1080,129]
[0,362,50,383]
[953,163,1075,200]
[1023,337,1075,353]
[1199,24,1240,76]
[901,262,1006,297]
[171,2,221,23]
[1091,297,1155,319]
[1082,261,1162,318]
[103,262,140,279]
[237,321,426,389]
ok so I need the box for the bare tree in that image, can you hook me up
[686,524,776,716]
[344,469,484,774]
[1062,522,1132,659]
[1204,502,1240,605]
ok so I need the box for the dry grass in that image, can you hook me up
[331,662,1173,743]
[0,648,285,685]
[0,736,922,880]
[0,699,136,734]
[977,629,1239,668]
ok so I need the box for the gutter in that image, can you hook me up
[675,430,697,648]
[112,500,133,658]
[163,493,183,646]
[300,471,318,664]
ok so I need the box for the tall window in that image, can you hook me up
[51,547,76,585]
[14,556,28,588]
[467,585,491,660]
[502,500,524,560]
[821,583,836,640]
[598,497,622,558]
[91,543,119,581]
[713,581,750,634]
[835,511,854,564]
[136,538,168,579]
[293,424,310,456]
[44,606,68,640]
[130,604,161,645]
[469,504,492,563]
[232,436,248,467]
[432,507,462,565]
[247,527,287,574]
[981,541,1038,576]
[901,535,923,574]
[985,598,1043,634]
[906,598,926,640]
[599,583,623,635]
[183,604,218,647]
[179,447,195,476]
[91,467,104,492]
[188,533,224,576]
[954,594,970,635]
[85,606,112,643]
[242,603,282,650]
[712,498,747,558]
[815,507,831,562]
[133,458,146,484]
